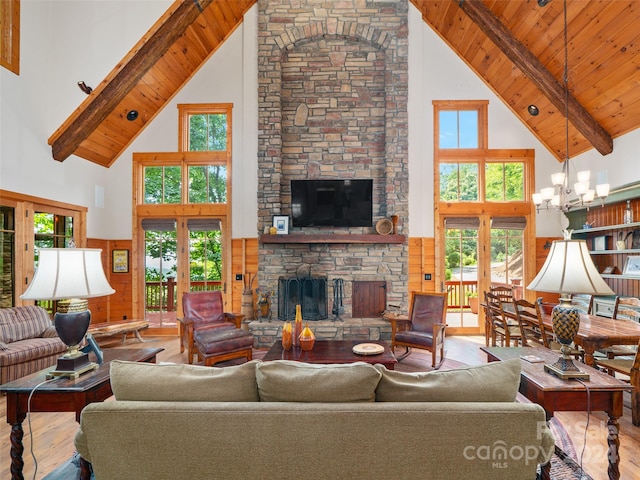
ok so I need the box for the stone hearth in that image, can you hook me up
[248,317,391,348]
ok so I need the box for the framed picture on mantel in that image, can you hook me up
[273,215,289,235]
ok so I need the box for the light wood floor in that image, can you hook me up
[1,335,639,479]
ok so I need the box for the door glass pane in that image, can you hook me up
[144,221,177,327]
[188,218,222,292]
[444,223,479,328]
[0,206,15,307]
[490,226,525,299]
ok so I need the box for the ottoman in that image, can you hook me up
[194,328,254,366]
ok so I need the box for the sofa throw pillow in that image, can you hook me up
[255,360,382,402]
[110,360,260,402]
[374,358,521,402]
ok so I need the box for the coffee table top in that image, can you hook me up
[0,347,163,394]
[263,340,397,368]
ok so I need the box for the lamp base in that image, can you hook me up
[544,361,590,381]
[46,352,99,379]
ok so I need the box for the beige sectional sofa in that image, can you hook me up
[0,305,66,383]
[75,358,555,480]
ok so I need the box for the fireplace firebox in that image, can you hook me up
[278,276,328,321]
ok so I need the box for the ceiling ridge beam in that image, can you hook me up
[48,0,213,163]
[456,0,613,156]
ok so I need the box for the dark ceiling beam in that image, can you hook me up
[456,0,613,156]
[49,0,213,162]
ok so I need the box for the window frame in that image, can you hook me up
[0,0,20,75]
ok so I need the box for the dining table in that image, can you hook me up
[536,309,640,366]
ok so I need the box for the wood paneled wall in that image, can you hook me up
[408,237,437,294]
[86,239,133,323]
[231,238,258,315]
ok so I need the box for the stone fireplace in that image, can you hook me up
[253,0,409,345]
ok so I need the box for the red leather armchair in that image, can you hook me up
[178,290,244,364]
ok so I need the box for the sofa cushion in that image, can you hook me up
[0,306,52,343]
[256,360,382,402]
[374,358,521,402]
[0,337,67,367]
[110,360,260,402]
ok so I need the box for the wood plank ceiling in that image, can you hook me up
[49,0,640,167]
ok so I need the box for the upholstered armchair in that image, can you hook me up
[389,292,447,368]
[178,290,244,364]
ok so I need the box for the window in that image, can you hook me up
[435,100,487,151]
[132,103,233,326]
[439,162,479,202]
[0,0,20,75]
[0,190,87,307]
[439,110,479,149]
[485,162,525,202]
[143,166,182,204]
[178,104,232,153]
[432,101,535,335]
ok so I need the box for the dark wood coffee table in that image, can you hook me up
[263,340,397,370]
[0,347,163,480]
[481,346,632,480]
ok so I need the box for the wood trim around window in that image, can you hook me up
[1,0,20,75]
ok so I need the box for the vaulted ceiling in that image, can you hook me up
[48,0,640,168]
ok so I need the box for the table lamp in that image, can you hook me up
[527,230,614,380]
[21,248,115,378]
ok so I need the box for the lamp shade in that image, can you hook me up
[21,248,115,300]
[527,239,614,296]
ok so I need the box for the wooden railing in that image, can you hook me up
[145,278,222,312]
[445,280,477,309]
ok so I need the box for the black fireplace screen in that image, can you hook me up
[278,276,328,321]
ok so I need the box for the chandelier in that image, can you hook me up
[531,0,609,213]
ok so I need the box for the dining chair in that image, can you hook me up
[597,297,640,359]
[389,291,447,368]
[594,340,640,426]
[514,299,545,347]
[534,297,584,361]
[485,291,522,347]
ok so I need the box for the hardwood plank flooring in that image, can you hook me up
[1,335,639,479]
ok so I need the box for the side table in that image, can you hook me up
[1,347,163,480]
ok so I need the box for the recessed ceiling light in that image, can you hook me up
[527,105,539,116]
[126,110,139,121]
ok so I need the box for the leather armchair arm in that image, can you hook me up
[223,313,245,329]
[178,316,194,326]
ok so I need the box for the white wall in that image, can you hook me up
[2,2,639,241]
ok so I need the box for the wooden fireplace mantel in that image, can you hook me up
[260,234,405,244]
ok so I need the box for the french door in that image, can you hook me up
[140,216,227,330]
[440,215,528,335]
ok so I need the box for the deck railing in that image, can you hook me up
[145,278,222,312]
[445,280,477,309]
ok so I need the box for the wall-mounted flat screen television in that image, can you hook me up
[291,179,373,227]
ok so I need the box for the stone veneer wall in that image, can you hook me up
[257,0,409,319]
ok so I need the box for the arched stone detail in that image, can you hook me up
[274,20,392,52]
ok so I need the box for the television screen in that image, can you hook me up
[291,179,373,227]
